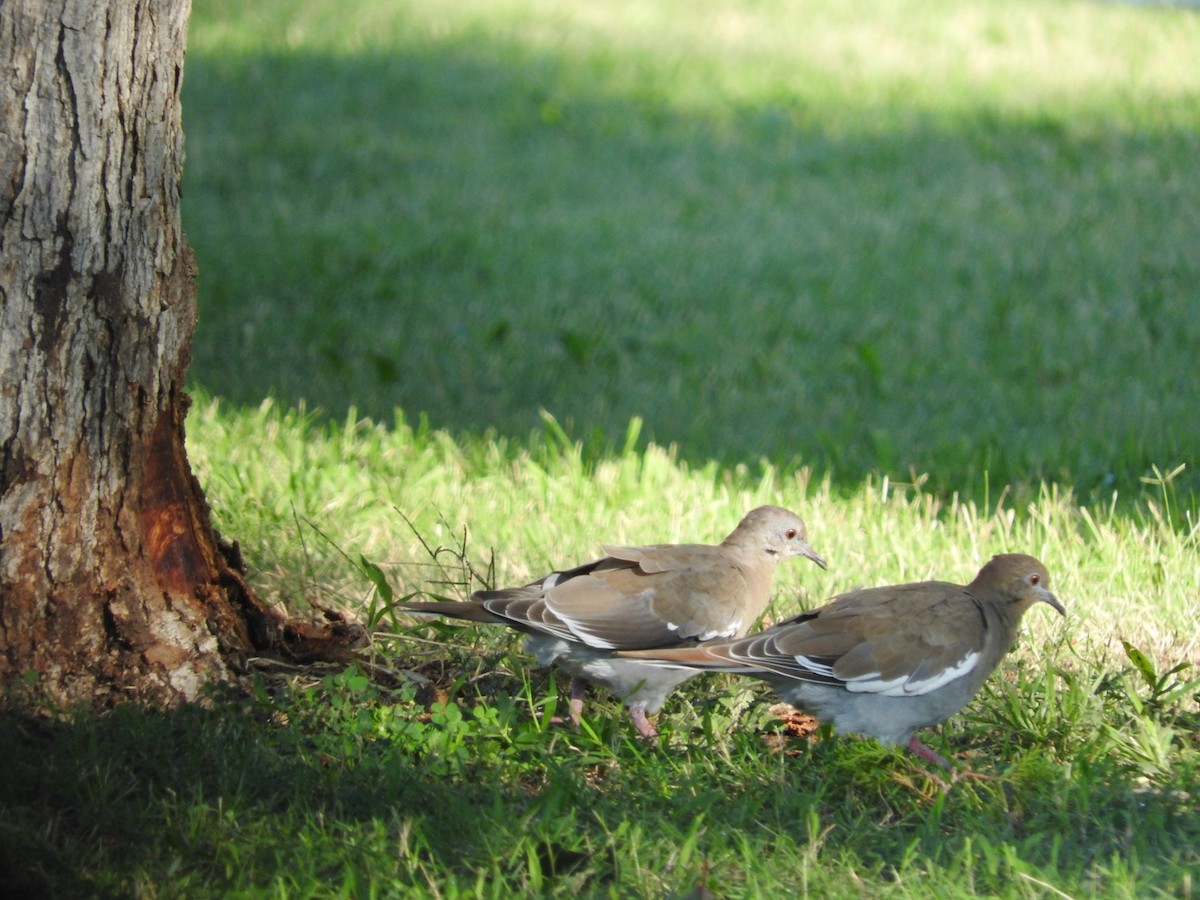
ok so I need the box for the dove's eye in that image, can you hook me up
[785,528,798,540]
[1029,574,1040,586]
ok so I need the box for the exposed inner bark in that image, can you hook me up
[141,381,369,667]
[137,382,367,682]
[141,388,264,654]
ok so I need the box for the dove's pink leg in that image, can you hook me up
[628,706,658,739]
[907,736,950,769]
[568,678,587,726]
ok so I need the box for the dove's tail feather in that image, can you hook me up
[393,600,509,625]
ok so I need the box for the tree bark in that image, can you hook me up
[0,0,356,707]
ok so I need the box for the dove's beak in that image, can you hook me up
[801,541,827,570]
[1038,587,1065,616]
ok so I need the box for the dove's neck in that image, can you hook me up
[722,534,778,566]
[976,596,1026,671]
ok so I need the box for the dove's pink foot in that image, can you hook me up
[628,706,658,739]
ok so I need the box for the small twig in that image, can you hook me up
[394,506,496,597]
[370,631,466,649]
[302,516,360,572]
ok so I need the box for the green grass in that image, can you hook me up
[181,0,1200,498]
[6,394,1192,896]
[6,0,1200,896]
[3,642,1198,896]
[184,397,1197,669]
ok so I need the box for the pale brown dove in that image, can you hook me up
[620,553,1064,764]
[396,505,826,737]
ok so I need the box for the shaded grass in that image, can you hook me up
[2,650,1197,897]
[182,0,1200,498]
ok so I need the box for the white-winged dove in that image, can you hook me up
[619,553,1064,765]
[396,506,826,737]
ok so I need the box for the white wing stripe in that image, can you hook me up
[793,654,837,679]
[553,611,621,650]
[844,650,980,697]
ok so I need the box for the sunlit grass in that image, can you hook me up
[187,394,1199,670]
[190,0,1197,125]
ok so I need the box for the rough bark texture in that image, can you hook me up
[0,0,357,707]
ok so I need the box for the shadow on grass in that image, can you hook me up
[181,31,1200,503]
[2,674,1197,895]
[0,697,529,896]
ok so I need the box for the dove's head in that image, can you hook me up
[728,505,827,570]
[972,553,1065,618]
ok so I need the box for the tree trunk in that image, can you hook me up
[0,0,355,707]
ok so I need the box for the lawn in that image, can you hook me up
[182,0,1200,498]
[4,0,1200,896]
